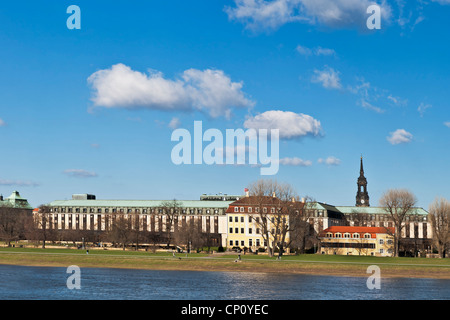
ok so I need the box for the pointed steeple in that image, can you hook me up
[356,156,370,207]
[360,156,364,176]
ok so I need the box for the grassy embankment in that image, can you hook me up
[1,246,449,279]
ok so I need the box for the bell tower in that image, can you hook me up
[356,156,370,207]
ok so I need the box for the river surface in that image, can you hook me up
[0,264,448,300]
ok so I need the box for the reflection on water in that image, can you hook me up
[0,265,448,300]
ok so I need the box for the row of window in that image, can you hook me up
[229,227,262,234]
[229,239,264,247]
[228,215,287,224]
[325,232,372,239]
[52,207,221,214]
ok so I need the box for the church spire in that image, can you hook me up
[356,156,370,207]
[360,155,364,176]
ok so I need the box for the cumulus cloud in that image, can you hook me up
[0,118,6,127]
[87,63,254,119]
[243,110,322,139]
[318,156,341,166]
[225,0,392,31]
[387,129,413,145]
[311,67,342,89]
[278,157,313,166]
[444,122,450,128]
[63,169,98,178]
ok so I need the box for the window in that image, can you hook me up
[229,216,233,222]
[326,233,333,238]
[256,228,260,234]
[248,216,252,222]
[235,217,238,222]
[214,210,218,214]
[105,208,109,213]
[241,228,244,234]
[249,239,253,247]
[206,210,210,214]
[240,217,244,223]
[379,239,384,245]
[256,239,260,247]
[235,240,239,246]
[82,208,87,213]
[263,207,267,213]
[229,228,233,234]
[335,233,342,238]
[234,207,239,212]
[353,233,360,238]
[344,233,350,238]
[380,249,384,254]
[240,207,244,212]
[235,228,239,234]
[248,207,252,213]
[229,240,233,246]
[241,241,245,247]
[249,228,252,234]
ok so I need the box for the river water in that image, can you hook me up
[0,264,448,300]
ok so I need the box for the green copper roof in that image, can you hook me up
[49,199,234,209]
[335,206,429,216]
[311,202,428,216]
[0,191,33,209]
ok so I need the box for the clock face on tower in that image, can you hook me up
[361,199,365,204]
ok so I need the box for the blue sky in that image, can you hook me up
[0,0,449,208]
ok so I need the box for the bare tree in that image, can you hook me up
[103,214,132,250]
[429,197,450,258]
[0,203,30,247]
[159,199,182,249]
[379,189,417,257]
[247,179,304,258]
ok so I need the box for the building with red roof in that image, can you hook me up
[319,226,395,257]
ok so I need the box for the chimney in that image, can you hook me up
[292,197,295,203]
[301,197,305,203]
[244,188,249,197]
[272,192,276,198]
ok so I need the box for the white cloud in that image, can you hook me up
[0,118,6,127]
[387,129,413,145]
[444,122,450,128]
[387,94,408,106]
[296,45,313,56]
[243,110,322,139]
[296,45,336,56]
[358,99,385,114]
[0,179,39,187]
[278,157,312,166]
[417,102,432,117]
[225,0,392,31]
[63,169,98,178]
[168,117,181,129]
[318,156,341,166]
[315,46,336,56]
[87,63,254,119]
[311,67,341,89]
